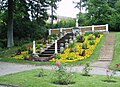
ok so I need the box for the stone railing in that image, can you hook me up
[49,24,108,35]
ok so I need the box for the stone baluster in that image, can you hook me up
[65,39,69,48]
[55,40,58,54]
[73,35,76,42]
[60,43,64,53]
[33,41,36,54]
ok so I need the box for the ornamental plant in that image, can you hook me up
[94,32,100,38]
[84,32,94,36]
[80,50,86,56]
[82,63,92,76]
[76,35,85,43]
[68,42,75,52]
[105,64,120,82]
[55,54,61,60]
[105,69,116,82]
[88,36,95,40]
[82,43,88,49]
[89,40,95,45]
[38,69,46,77]
[52,62,75,85]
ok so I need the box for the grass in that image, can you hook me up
[109,32,120,71]
[0,34,106,66]
[0,69,120,87]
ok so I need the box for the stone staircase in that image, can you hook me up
[37,33,73,61]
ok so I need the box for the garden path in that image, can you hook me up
[0,33,120,78]
[90,33,115,68]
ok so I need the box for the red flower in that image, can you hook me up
[56,62,61,67]
[115,64,120,68]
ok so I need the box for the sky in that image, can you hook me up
[56,0,80,18]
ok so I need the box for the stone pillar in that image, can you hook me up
[92,25,94,32]
[33,41,36,54]
[55,40,58,54]
[73,35,76,42]
[106,24,108,32]
[49,29,51,35]
[46,40,49,48]
[60,43,64,53]
[65,39,68,48]
[76,18,78,27]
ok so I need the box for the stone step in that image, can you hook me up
[98,58,112,61]
[46,49,60,51]
[38,54,53,57]
[48,47,60,49]
[42,51,55,54]
[45,50,60,53]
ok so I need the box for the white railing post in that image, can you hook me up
[49,29,51,35]
[55,40,58,54]
[60,28,62,33]
[92,25,94,32]
[106,24,108,32]
[33,41,36,54]
[76,18,79,27]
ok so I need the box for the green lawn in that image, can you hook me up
[109,32,120,71]
[0,69,120,87]
[0,34,106,66]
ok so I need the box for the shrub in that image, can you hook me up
[23,54,28,60]
[28,48,33,54]
[16,49,22,55]
[76,35,85,43]
[52,62,75,85]
[82,43,88,49]
[82,63,92,76]
[55,54,61,59]
[89,40,95,45]
[38,69,46,77]
[48,34,57,41]
[0,47,2,52]
[88,36,95,40]
[84,32,94,36]
[68,42,75,52]
[21,45,27,51]
[80,50,86,56]
[94,32,100,38]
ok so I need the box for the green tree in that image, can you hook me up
[48,0,61,28]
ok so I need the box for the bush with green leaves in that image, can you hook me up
[84,32,94,36]
[89,40,95,45]
[82,63,92,76]
[55,54,61,59]
[48,34,57,41]
[82,43,88,49]
[76,35,85,43]
[88,36,95,40]
[38,69,46,77]
[52,62,75,85]
[21,45,27,51]
[23,54,28,60]
[68,42,75,52]
[94,32,100,38]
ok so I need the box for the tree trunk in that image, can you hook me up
[51,6,54,28]
[7,0,14,48]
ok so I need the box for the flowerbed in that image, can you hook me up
[51,34,103,62]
